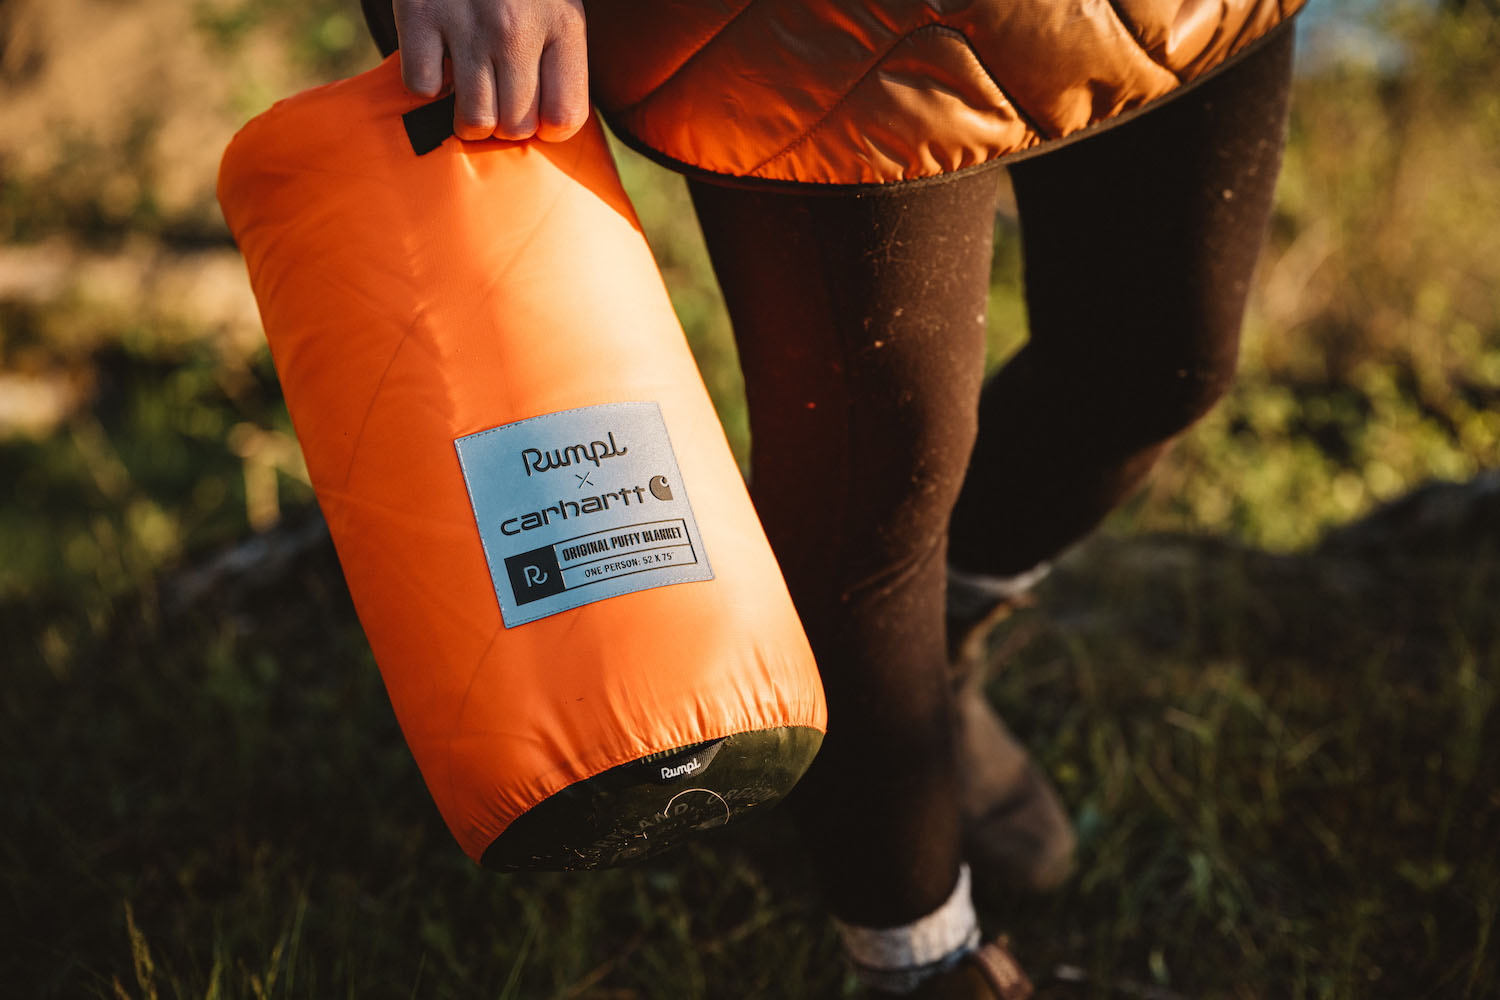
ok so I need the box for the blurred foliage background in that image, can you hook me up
[3,0,1498,621]
[1,1,1497,997]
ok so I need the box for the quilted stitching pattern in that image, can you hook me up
[585,0,1305,185]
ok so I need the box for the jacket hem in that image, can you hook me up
[595,16,1300,196]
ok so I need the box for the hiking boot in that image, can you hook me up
[955,683,1075,897]
[945,562,1050,664]
[946,563,1076,898]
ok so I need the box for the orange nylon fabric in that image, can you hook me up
[218,55,825,862]
[585,0,1307,185]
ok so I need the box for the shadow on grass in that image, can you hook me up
[1,510,843,999]
[4,476,1496,998]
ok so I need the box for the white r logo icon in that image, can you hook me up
[524,565,548,586]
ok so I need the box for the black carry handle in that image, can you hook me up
[403,94,458,156]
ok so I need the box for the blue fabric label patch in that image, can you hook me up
[455,401,714,627]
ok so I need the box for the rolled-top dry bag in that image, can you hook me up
[217,55,826,870]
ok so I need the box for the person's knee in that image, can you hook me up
[861,394,979,537]
[1136,350,1238,438]
[1049,331,1240,449]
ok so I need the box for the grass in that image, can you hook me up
[2,0,1498,996]
[6,489,1496,998]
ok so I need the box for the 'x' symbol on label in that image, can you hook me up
[576,471,594,488]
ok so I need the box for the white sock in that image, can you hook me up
[834,864,981,993]
[946,562,1052,618]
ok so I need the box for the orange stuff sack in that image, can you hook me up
[217,55,826,870]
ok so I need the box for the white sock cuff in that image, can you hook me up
[834,865,981,993]
[947,561,1052,603]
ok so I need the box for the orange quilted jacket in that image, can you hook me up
[585,0,1306,186]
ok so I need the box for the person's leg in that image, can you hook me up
[688,174,999,940]
[948,28,1297,580]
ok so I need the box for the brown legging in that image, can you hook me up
[687,29,1296,927]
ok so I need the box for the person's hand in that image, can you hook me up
[393,0,588,143]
